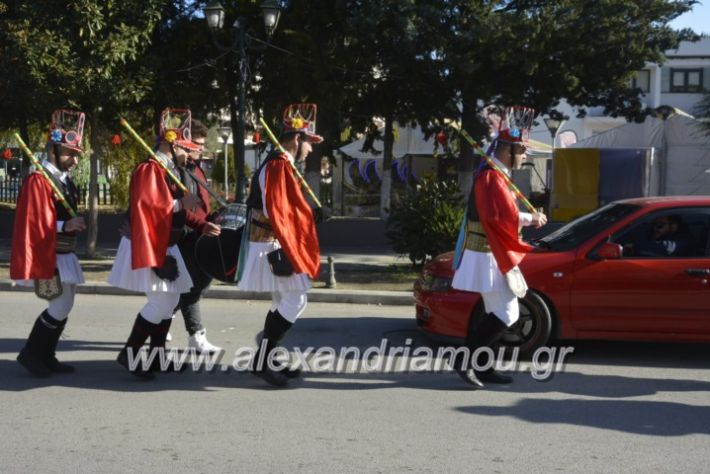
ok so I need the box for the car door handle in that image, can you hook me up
[685,268,710,277]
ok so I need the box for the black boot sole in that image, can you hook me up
[45,357,75,373]
[117,350,155,380]
[455,368,484,390]
[476,371,513,384]
[252,368,290,387]
[17,349,52,378]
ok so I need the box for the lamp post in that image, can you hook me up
[204,0,282,203]
[543,118,564,149]
[219,126,232,196]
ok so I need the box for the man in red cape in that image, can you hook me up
[108,108,201,378]
[451,106,547,389]
[238,103,322,387]
[11,109,87,377]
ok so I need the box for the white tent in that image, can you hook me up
[338,123,436,160]
[338,122,552,160]
[571,113,710,196]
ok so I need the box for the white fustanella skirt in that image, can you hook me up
[107,236,193,293]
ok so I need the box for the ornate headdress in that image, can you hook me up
[496,106,535,145]
[48,109,85,153]
[159,108,201,151]
[282,103,323,143]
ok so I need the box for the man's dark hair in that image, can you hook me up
[191,119,208,139]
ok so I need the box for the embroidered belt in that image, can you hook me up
[249,210,276,242]
[464,221,491,253]
[56,233,77,254]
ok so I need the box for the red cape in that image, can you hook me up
[10,173,57,280]
[475,168,533,274]
[264,155,320,279]
[130,160,173,269]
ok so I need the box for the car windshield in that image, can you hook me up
[537,203,641,251]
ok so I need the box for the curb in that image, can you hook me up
[0,280,414,306]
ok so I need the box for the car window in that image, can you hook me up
[538,203,640,251]
[612,207,710,258]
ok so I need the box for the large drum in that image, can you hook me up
[194,203,247,283]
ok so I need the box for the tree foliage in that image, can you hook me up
[385,179,464,266]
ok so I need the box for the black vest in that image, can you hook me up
[246,151,280,212]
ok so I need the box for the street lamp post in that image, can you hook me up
[543,118,564,149]
[204,0,282,203]
[219,126,232,196]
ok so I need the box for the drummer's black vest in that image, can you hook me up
[41,166,80,231]
[246,151,280,212]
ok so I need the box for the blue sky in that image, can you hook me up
[670,1,710,35]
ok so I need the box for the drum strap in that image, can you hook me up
[183,167,228,207]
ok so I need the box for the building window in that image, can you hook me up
[631,70,650,93]
[670,68,703,93]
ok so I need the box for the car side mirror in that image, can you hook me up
[597,242,623,259]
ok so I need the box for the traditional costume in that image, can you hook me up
[238,103,321,386]
[108,108,198,378]
[451,106,537,388]
[11,109,86,377]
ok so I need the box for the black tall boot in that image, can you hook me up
[117,314,157,379]
[252,310,296,387]
[17,311,55,377]
[456,312,512,389]
[148,318,184,372]
[42,312,75,373]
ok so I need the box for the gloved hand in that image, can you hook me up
[152,255,179,281]
[312,207,324,225]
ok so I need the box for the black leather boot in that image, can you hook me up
[41,312,75,373]
[252,310,297,387]
[148,318,185,372]
[455,312,512,388]
[117,314,157,379]
[17,311,55,377]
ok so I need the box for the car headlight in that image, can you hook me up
[418,272,452,292]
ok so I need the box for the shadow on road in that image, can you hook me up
[455,398,710,436]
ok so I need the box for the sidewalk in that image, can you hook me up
[0,239,416,306]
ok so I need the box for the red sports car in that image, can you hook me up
[414,196,710,355]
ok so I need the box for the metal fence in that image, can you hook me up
[0,178,114,206]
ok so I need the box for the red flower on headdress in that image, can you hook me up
[111,134,122,146]
[2,149,12,161]
[436,131,448,146]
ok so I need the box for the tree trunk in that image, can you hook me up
[380,115,394,217]
[457,97,480,198]
[85,109,100,257]
[19,116,30,179]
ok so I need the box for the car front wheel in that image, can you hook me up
[495,291,552,357]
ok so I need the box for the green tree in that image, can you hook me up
[386,178,464,266]
[1,0,164,255]
[431,0,698,194]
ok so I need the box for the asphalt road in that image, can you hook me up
[1,292,709,473]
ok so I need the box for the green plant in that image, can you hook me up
[385,178,464,266]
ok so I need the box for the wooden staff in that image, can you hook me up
[453,125,538,214]
[119,117,189,193]
[259,117,322,208]
[13,132,78,218]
